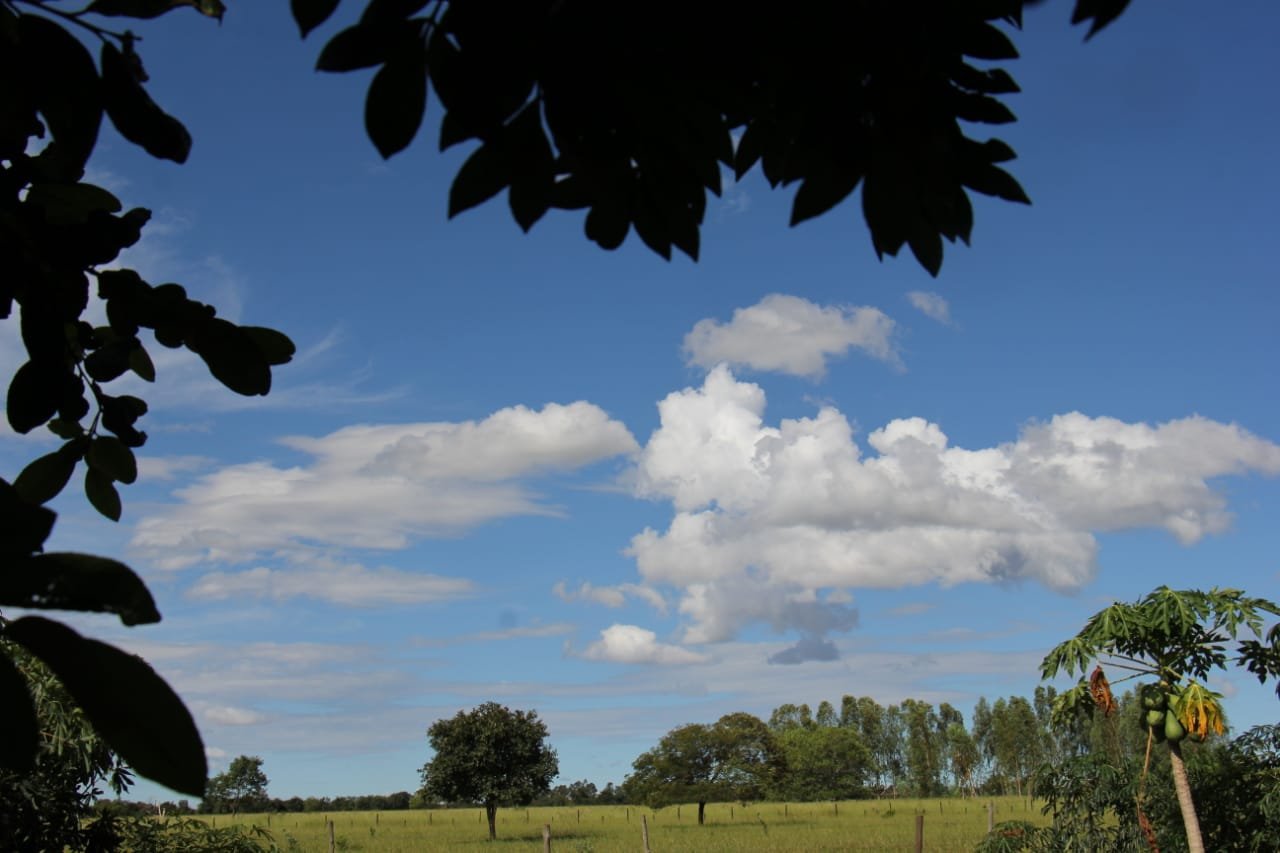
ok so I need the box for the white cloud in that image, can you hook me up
[627,366,1280,649]
[581,624,708,665]
[137,455,212,481]
[132,401,638,569]
[187,557,474,607]
[683,294,899,378]
[907,291,953,325]
[203,705,266,726]
[553,581,668,614]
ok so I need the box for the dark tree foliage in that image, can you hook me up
[297,0,1134,276]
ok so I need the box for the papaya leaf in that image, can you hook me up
[0,652,39,774]
[0,552,160,625]
[6,617,207,796]
[25,183,122,226]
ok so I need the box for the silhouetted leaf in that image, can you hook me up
[242,326,296,366]
[6,617,207,796]
[7,360,62,434]
[47,419,84,441]
[963,162,1031,204]
[960,22,1019,60]
[25,182,122,226]
[18,13,103,175]
[506,103,555,231]
[584,194,630,251]
[0,653,38,774]
[128,342,156,381]
[790,167,863,227]
[291,0,340,38]
[438,111,472,151]
[951,92,1017,125]
[317,23,395,72]
[84,339,133,382]
[449,140,511,218]
[1071,0,1133,39]
[87,0,225,20]
[906,221,944,278]
[0,552,159,625]
[84,467,122,521]
[365,46,428,158]
[87,435,137,485]
[187,318,271,396]
[0,479,56,558]
[13,441,83,506]
[951,64,1020,95]
[100,43,192,163]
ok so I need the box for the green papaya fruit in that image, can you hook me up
[1145,708,1166,728]
[1164,710,1186,743]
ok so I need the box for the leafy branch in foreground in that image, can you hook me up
[294,0,1134,276]
[2,0,292,796]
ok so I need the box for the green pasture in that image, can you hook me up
[199,796,1048,852]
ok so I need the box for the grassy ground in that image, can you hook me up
[197,796,1047,852]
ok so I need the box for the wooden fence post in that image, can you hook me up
[641,815,651,853]
[327,820,336,853]
[987,801,995,833]
[542,823,552,853]
[914,814,924,853]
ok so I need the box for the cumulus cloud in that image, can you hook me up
[188,557,474,607]
[132,401,638,569]
[907,291,952,324]
[628,366,1280,650]
[768,635,841,665]
[683,294,899,378]
[581,624,708,665]
[553,581,668,613]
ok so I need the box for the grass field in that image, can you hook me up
[199,796,1048,852]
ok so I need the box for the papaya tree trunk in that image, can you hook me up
[1167,740,1204,853]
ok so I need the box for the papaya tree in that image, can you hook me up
[1041,586,1280,853]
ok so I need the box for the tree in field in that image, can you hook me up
[627,712,782,825]
[1,0,1158,795]
[418,703,557,840]
[770,724,872,802]
[203,756,270,815]
[1041,586,1280,853]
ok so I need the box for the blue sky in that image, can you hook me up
[4,1,1280,801]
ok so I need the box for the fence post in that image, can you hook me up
[641,815,651,853]
[542,823,552,853]
[914,813,924,853]
[988,801,995,833]
[327,820,336,853]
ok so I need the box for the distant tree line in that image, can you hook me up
[621,687,1204,813]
